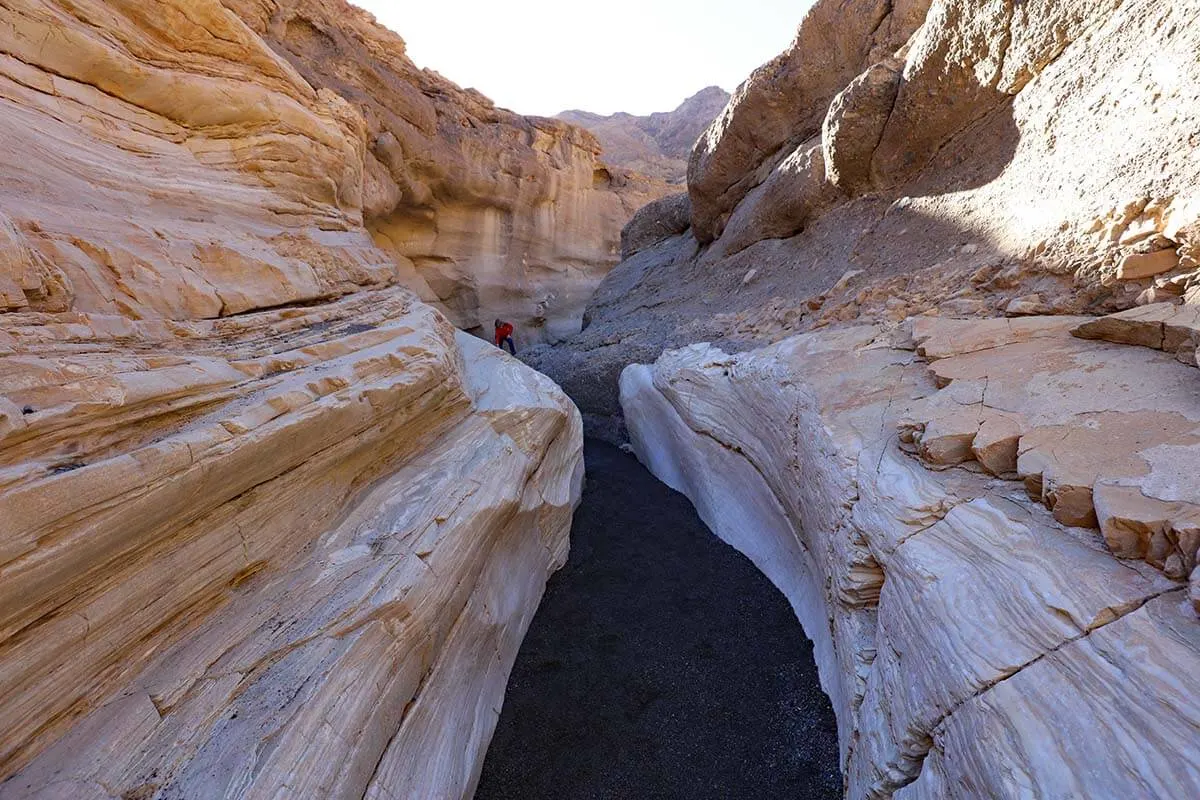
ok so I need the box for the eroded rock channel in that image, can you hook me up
[6,0,1200,796]
[476,441,841,799]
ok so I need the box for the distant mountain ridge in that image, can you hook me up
[558,86,731,184]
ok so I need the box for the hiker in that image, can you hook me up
[494,319,516,354]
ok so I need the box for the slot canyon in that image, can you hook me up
[1,0,1198,798]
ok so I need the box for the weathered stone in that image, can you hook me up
[1004,293,1051,316]
[913,320,1200,550]
[1117,248,1181,280]
[231,0,672,344]
[687,0,932,241]
[0,295,583,796]
[621,321,1199,797]
[822,58,904,195]
[710,142,842,257]
[1073,303,1200,363]
[621,192,692,259]
[0,2,587,795]
[1072,304,1171,349]
[543,0,1200,437]
[895,593,1200,799]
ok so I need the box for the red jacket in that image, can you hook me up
[494,322,514,345]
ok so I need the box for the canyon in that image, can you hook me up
[531,0,1200,795]
[2,0,1199,797]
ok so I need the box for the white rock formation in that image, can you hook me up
[621,319,1200,798]
[0,293,582,798]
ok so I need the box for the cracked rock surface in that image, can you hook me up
[0,1,592,796]
[533,0,1200,441]
[621,317,1200,797]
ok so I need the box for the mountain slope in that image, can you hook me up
[558,87,730,184]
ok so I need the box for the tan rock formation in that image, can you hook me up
[227,0,670,344]
[621,319,1200,798]
[687,0,1200,279]
[688,0,931,242]
[0,0,662,345]
[558,87,731,184]
[0,294,582,797]
[0,0,585,795]
[1073,302,1200,365]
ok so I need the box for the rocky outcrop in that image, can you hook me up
[621,318,1200,797]
[526,0,1200,793]
[0,0,658,343]
[220,0,672,345]
[688,0,931,242]
[558,87,730,184]
[0,0,583,796]
[0,297,581,798]
[535,0,1200,438]
[620,192,692,260]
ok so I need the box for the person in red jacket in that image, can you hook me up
[494,319,516,354]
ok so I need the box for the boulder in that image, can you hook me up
[621,192,693,259]
[687,0,932,242]
[822,58,904,195]
[1117,248,1181,280]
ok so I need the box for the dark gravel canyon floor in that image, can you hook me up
[476,440,841,799]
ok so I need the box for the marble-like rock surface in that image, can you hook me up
[0,292,582,798]
[621,318,1199,797]
[0,1,586,795]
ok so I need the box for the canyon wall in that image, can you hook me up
[558,86,731,184]
[621,319,1200,797]
[527,0,1200,438]
[0,0,583,796]
[532,0,1200,794]
[223,0,672,345]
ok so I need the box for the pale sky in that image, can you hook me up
[352,1,813,116]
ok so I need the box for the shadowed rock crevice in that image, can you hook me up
[476,441,842,800]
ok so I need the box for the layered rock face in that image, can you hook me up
[0,0,660,343]
[558,87,731,184]
[230,0,669,345]
[0,299,581,798]
[0,1,583,796]
[529,0,1200,438]
[622,319,1200,797]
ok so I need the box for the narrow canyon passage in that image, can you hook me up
[476,441,841,799]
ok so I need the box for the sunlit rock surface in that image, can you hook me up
[533,0,1200,441]
[621,318,1200,797]
[222,0,671,344]
[0,0,665,344]
[0,296,582,797]
[0,1,584,796]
